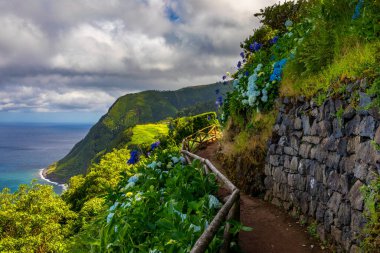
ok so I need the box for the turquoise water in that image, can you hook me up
[0,123,91,194]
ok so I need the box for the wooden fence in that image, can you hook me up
[181,129,240,253]
[181,125,221,153]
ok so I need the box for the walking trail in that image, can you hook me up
[196,142,329,253]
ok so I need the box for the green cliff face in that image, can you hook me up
[47,83,230,183]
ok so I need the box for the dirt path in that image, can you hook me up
[196,142,328,253]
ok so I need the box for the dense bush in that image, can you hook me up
[70,148,222,252]
[0,183,77,253]
[169,112,218,144]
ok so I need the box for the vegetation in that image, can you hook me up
[0,183,76,252]
[71,148,222,252]
[49,83,231,183]
[361,177,380,252]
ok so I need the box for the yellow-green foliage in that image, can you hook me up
[62,147,135,212]
[128,123,169,146]
[361,177,380,252]
[0,183,77,253]
[282,41,380,98]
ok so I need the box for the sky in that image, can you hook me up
[0,0,279,123]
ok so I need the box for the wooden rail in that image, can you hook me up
[181,149,240,253]
[182,125,221,153]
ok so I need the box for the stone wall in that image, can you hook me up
[264,88,380,251]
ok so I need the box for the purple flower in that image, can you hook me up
[245,71,249,77]
[270,36,279,44]
[150,141,160,151]
[240,52,245,58]
[250,42,262,52]
[237,61,242,69]
[222,75,226,80]
[127,150,139,164]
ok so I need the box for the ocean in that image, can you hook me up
[0,123,91,194]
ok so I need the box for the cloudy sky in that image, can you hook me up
[0,0,278,123]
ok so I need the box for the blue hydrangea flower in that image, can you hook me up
[127,150,139,164]
[285,20,293,27]
[270,36,279,44]
[245,71,249,77]
[233,79,239,89]
[250,42,262,52]
[128,174,139,183]
[150,141,160,151]
[240,52,245,58]
[208,195,221,209]
[237,61,242,69]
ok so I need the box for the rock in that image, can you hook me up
[333,118,343,138]
[345,115,361,136]
[366,166,379,184]
[315,164,325,182]
[327,171,340,191]
[351,210,366,236]
[300,192,309,213]
[338,175,349,195]
[302,115,311,135]
[343,105,355,120]
[273,168,287,184]
[358,92,371,115]
[294,117,302,130]
[309,199,318,216]
[358,116,375,138]
[315,147,328,163]
[298,159,311,175]
[290,157,299,172]
[319,120,332,137]
[284,156,291,169]
[299,143,312,158]
[348,180,364,211]
[316,203,326,222]
[264,164,272,176]
[353,162,368,181]
[331,225,342,244]
[357,141,377,164]
[284,146,297,156]
[347,136,361,155]
[336,203,351,228]
[324,209,334,232]
[328,192,342,214]
[269,155,282,166]
[323,136,337,152]
[317,224,326,241]
[375,126,380,145]
[326,152,341,170]
[310,147,318,160]
[278,136,288,146]
[337,138,348,157]
[340,156,356,174]
[302,136,321,145]
[264,176,274,189]
[342,226,353,251]
[310,119,320,135]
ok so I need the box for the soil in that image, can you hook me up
[196,142,329,253]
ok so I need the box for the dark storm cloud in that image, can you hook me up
[0,0,279,113]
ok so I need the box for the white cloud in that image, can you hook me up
[0,0,281,114]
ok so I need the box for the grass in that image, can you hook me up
[128,123,169,146]
[281,41,379,98]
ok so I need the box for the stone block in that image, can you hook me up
[358,92,371,115]
[317,224,326,241]
[269,155,282,167]
[284,146,297,156]
[353,162,368,181]
[333,118,343,138]
[342,226,353,251]
[309,199,318,217]
[324,209,334,232]
[302,115,311,135]
[348,180,364,211]
[273,168,287,184]
[290,136,300,151]
[264,164,272,176]
[299,143,312,158]
[375,126,380,145]
[347,136,361,155]
[328,192,342,214]
[331,225,342,244]
[336,203,351,228]
[300,192,309,214]
[345,115,361,136]
[302,136,321,145]
[310,119,320,135]
[327,171,340,192]
[343,104,355,120]
[315,164,325,182]
[298,159,310,175]
[350,210,366,235]
[316,203,326,222]
[337,138,348,157]
[358,116,375,138]
[290,156,298,172]
[264,176,274,190]
[294,117,302,130]
[310,147,318,159]
[366,166,379,185]
[326,152,341,170]
[319,120,332,137]
[283,155,291,169]
[357,141,378,164]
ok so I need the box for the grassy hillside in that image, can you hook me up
[47,83,230,183]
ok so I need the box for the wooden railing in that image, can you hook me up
[181,130,240,253]
[181,125,221,153]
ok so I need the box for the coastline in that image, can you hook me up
[39,168,67,192]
